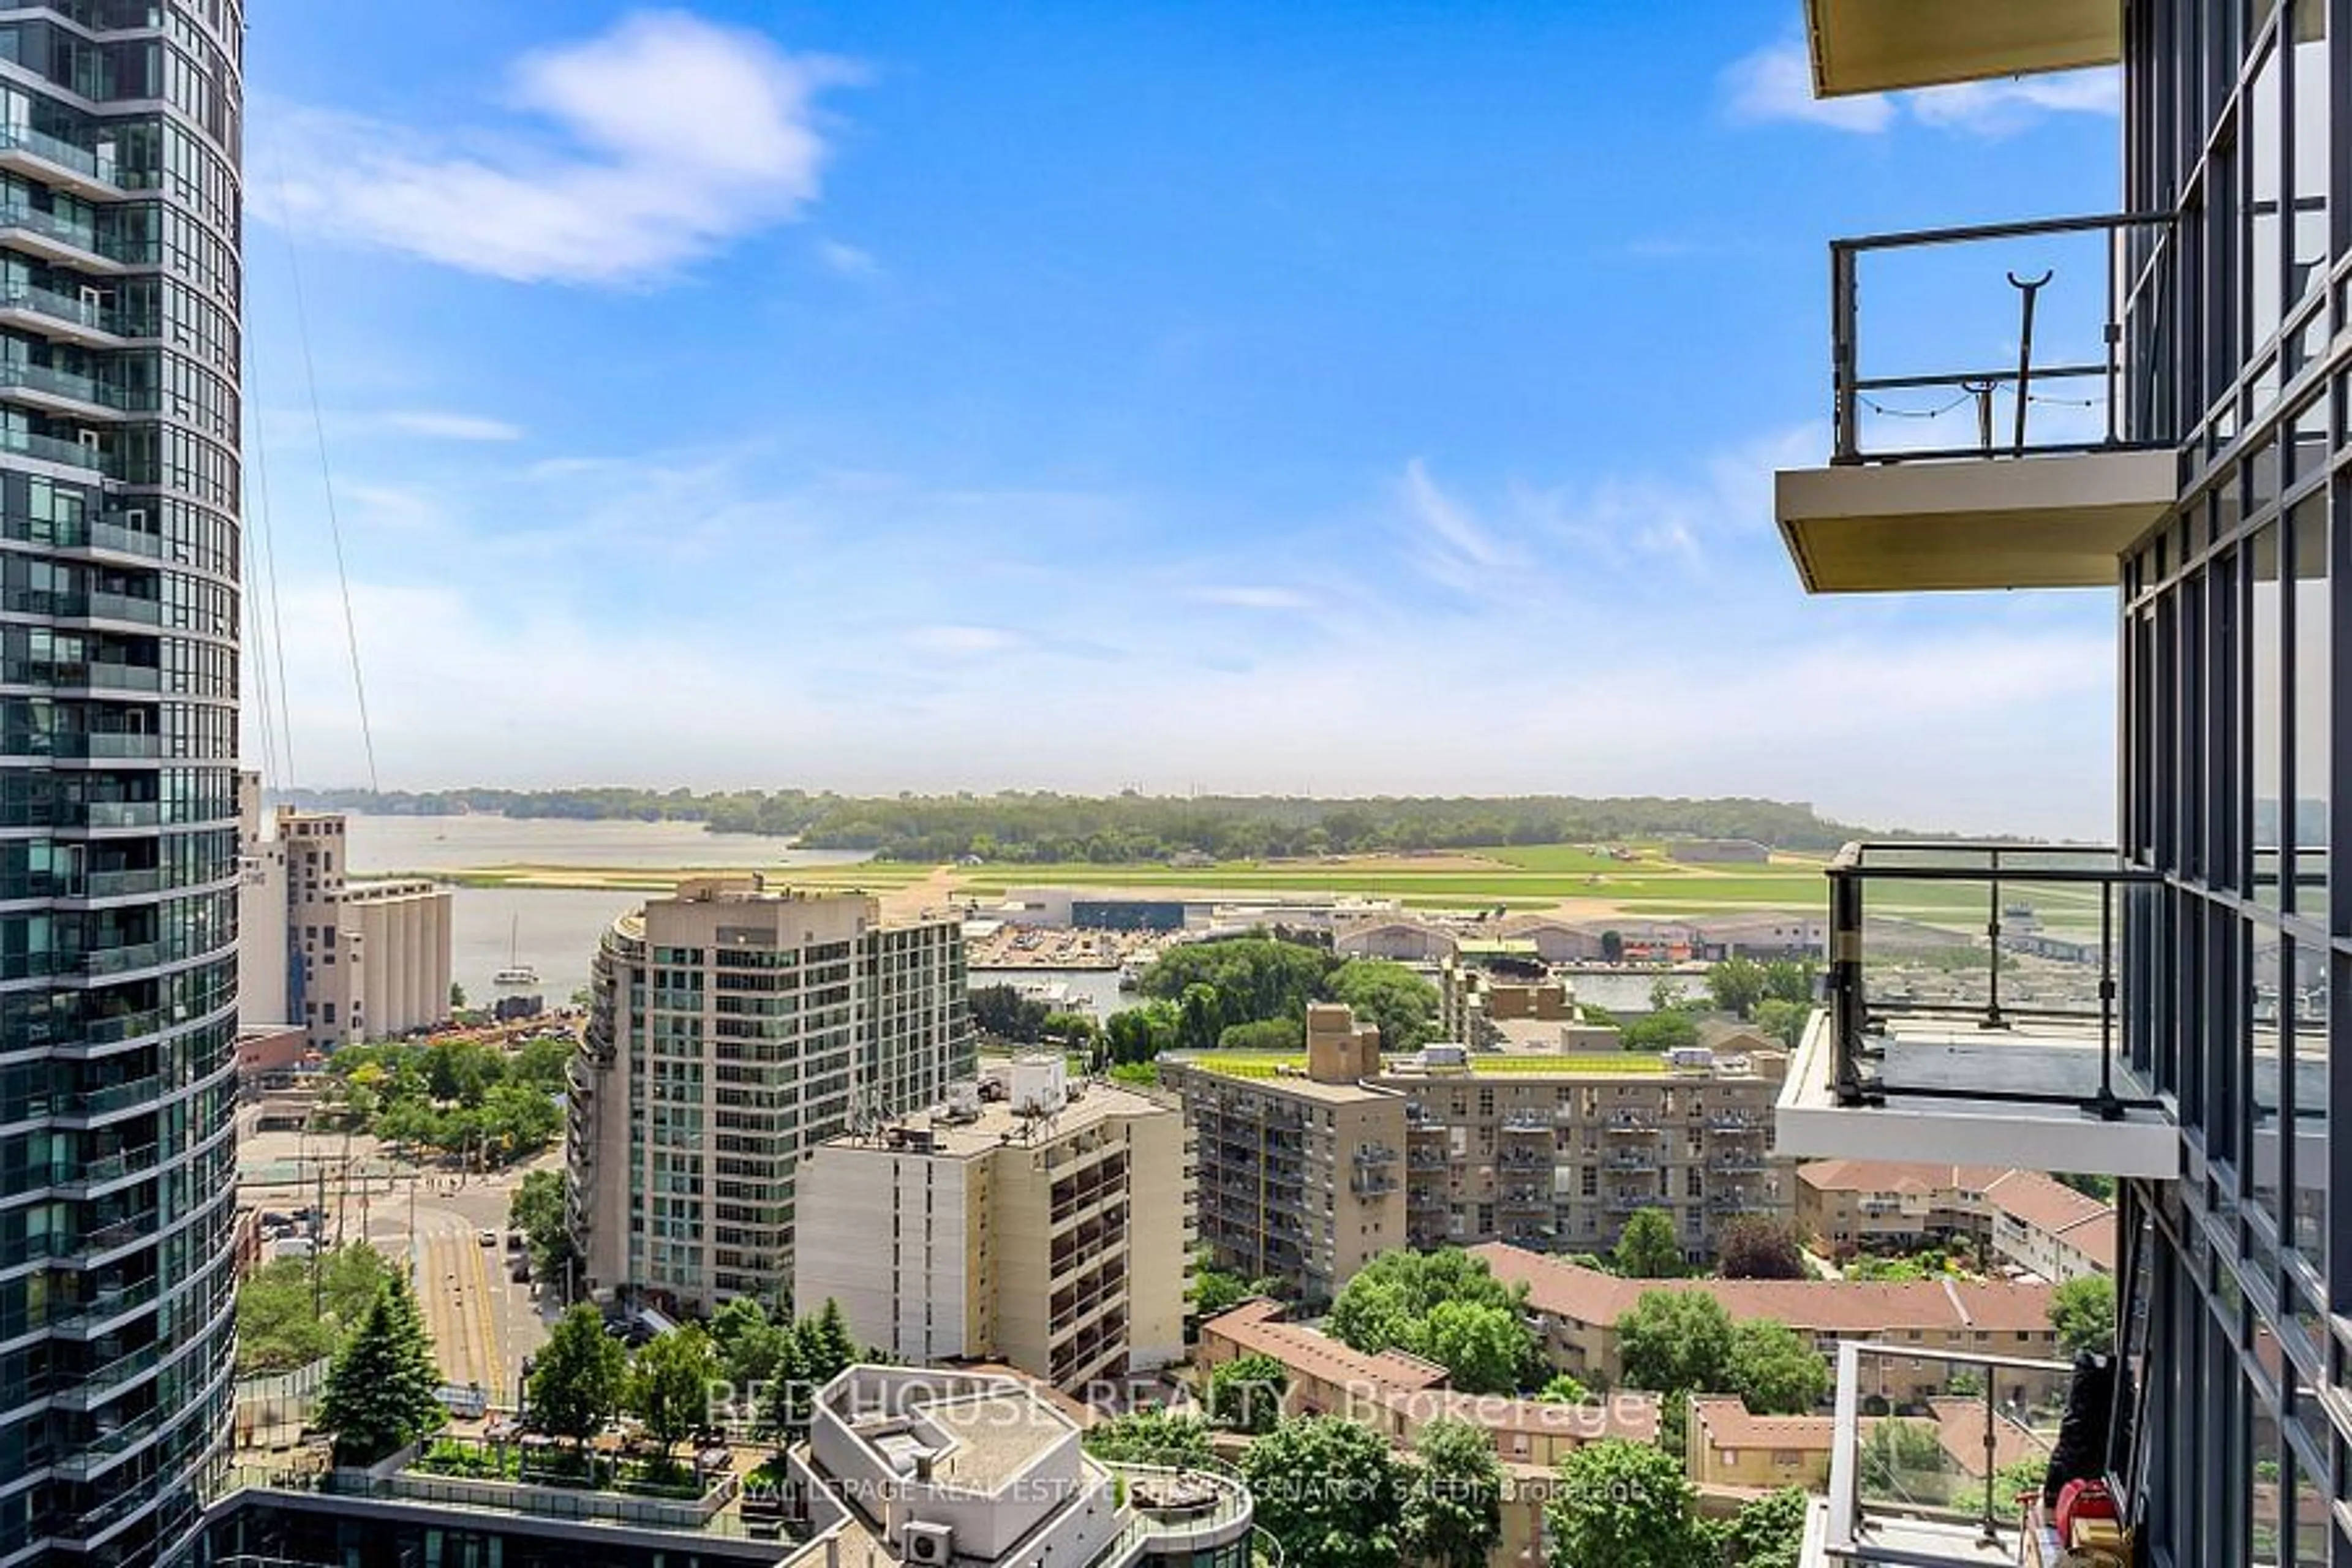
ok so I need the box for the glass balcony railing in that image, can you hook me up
[1810,1341,2078,1567]
[0,361,130,409]
[1830,213,2176,466]
[0,424,111,472]
[0,125,121,186]
[0,281,129,336]
[0,202,109,258]
[1824,842,2162,1120]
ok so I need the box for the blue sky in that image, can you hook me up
[243,2,2128,837]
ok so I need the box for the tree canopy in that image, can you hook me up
[1327,1249,1535,1392]
[1617,1291,1828,1415]
[1206,1353,1289,1433]
[530,1304,627,1445]
[1546,1440,1711,1568]
[1239,1416,1406,1568]
[628,1327,718,1455]
[314,1274,445,1467]
[1402,1418,1504,1568]
[1083,1411,1215,1469]
[1717,1218,1810,1281]
[2050,1275,2117,1358]
[236,1242,398,1374]
[1612,1208,1686,1279]
[323,1037,564,1165]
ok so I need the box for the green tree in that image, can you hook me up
[1329,1249,1526,1352]
[1613,1208,1686,1279]
[1177,982,1225,1053]
[448,981,467,1010]
[314,1275,446,1467]
[1622,1009,1701,1053]
[1326,960,1442,1051]
[508,1168,571,1265]
[1707,957,1768,1019]
[1752,998,1809,1050]
[811,1298,859,1378]
[235,1242,397,1374]
[1083,1411,1215,1468]
[1993,1457,2051,1522]
[1728,1320,1830,1414]
[1547,1439,1709,1568]
[629,1327,718,1458]
[1599,930,1624,963]
[752,1330,811,1449]
[1205,1352,1289,1433]
[1192,1267,1276,1317]
[2050,1274,2117,1357]
[1721,1487,1809,1568]
[424,1039,504,1106]
[1717,1218,1809,1280]
[970,984,1050,1043]
[1616,1290,1736,1399]
[1536,1373,1591,1404]
[510,1035,575,1091]
[1760,960,1816,1008]
[1402,1418,1503,1568]
[1104,1002,1180,1065]
[1238,1415,1404,1568]
[710,1297,788,1388]
[1648,977,1688,1013]
[530,1304,627,1447]
[1041,1010,1099,1049]
[1420,1300,1531,1395]
[1860,1419,1952,1506]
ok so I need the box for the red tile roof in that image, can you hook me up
[1470,1243,2057,1336]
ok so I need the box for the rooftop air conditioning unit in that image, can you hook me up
[903,1523,954,1566]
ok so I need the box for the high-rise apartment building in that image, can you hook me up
[567,878,974,1313]
[795,1057,1191,1392]
[1161,1004,1792,1304]
[1773,3,2346,1563]
[234,784,452,1050]
[0,5,244,1565]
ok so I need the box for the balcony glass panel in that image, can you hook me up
[1831,214,2175,466]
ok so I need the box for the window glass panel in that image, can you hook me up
[2288,0,2328,307]
[2288,940,2326,1267]
[2252,925,2283,1228]
[2287,495,2326,914]
[2247,43,2283,360]
[2251,524,2282,905]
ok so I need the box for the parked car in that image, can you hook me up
[477,1229,497,1247]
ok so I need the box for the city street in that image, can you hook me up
[238,1120,557,1406]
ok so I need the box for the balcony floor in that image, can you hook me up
[1803,1499,2041,1567]
[1777,1009,2178,1178]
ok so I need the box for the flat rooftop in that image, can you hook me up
[834,1080,1170,1159]
[925,1393,1065,1490]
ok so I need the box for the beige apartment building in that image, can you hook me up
[1474,1243,2065,1407]
[568,879,974,1313]
[1200,1298,1659,1568]
[236,780,454,1050]
[1795,1159,2116,1283]
[794,1058,1188,1392]
[1160,1005,1794,1303]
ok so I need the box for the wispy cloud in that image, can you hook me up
[1400,457,1523,593]
[260,10,858,285]
[1722,39,2117,138]
[379,410,524,442]
[1186,585,1317,612]
[1723,41,1894,134]
[814,239,881,278]
[905,624,1026,658]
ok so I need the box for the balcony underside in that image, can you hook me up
[1804,0,2120,97]
[1778,1009,2178,1179]
[1777,451,2176,592]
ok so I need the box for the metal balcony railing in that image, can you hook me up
[1830,212,2174,466]
[1826,843,2161,1120]
[1819,1341,2076,1567]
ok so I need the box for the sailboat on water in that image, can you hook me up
[493,914,540,988]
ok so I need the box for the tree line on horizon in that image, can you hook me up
[269,786,1907,859]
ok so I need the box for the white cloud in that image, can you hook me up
[1723,41,1894,134]
[380,410,524,442]
[244,431,2117,840]
[1909,70,2120,135]
[1187,585,1317,612]
[1400,458,1523,592]
[815,239,880,278]
[905,624,1026,658]
[261,11,856,285]
[1723,39,2117,139]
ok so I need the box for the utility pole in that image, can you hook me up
[311,1162,326,1318]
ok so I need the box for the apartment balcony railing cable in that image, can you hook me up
[1830,211,2174,467]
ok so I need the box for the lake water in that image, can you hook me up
[334,816,869,1003]
[967,966,1131,1019]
